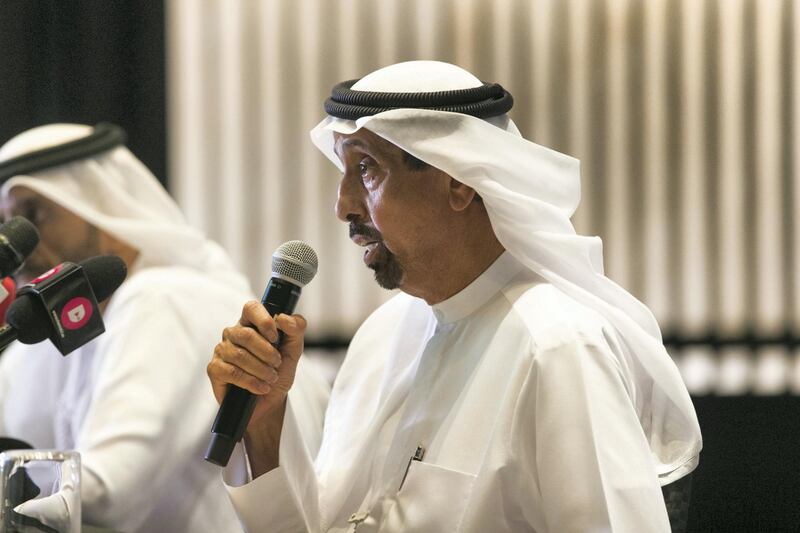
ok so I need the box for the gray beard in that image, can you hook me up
[368,242,404,290]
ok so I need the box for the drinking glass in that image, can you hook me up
[0,449,80,533]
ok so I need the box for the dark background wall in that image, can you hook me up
[0,0,166,184]
[688,396,800,532]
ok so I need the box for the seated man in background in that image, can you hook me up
[0,123,329,532]
[210,61,700,532]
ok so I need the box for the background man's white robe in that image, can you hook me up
[0,262,329,532]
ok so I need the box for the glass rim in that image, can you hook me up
[0,449,80,463]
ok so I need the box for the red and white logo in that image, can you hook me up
[60,297,93,330]
[30,264,64,285]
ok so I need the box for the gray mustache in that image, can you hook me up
[349,222,382,242]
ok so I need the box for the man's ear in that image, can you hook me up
[448,176,477,212]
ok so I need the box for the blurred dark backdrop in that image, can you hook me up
[0,1,166,184]
[688,396,800,532]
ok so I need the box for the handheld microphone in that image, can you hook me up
[205,240,318,467]
[0,255,127,354]
[0,216,39,278]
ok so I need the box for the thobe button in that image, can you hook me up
[348,511,369,524]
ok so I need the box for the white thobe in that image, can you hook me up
[225,252,676,532]
[0,263,330,533]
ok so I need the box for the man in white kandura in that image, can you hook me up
[210,61,701,532]
[0,123,329,532]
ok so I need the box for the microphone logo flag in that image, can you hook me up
[61,297,92,330]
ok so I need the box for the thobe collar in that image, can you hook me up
[432,251,524,325]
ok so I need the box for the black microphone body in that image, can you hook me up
[205,277,301,466]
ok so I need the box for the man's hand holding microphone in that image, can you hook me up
[205,241,318,475]
[208,301,308,476]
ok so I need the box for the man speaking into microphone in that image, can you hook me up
[0,123,329,533]
[210,61,700,533]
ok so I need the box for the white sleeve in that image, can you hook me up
[73,288,225,531]
[288,356,331,461]
[0,343,65,445]
[518,335,672,533]
[224,387,324,533]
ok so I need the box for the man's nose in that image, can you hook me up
[335,176,366,223]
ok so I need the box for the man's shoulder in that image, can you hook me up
[106,264,252,318]
[121,264,248,294]
[503,277,613,351]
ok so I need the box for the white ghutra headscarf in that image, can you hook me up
[0,123,249,294]
[310,60,700,484]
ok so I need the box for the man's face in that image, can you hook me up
[334,129,453,295]
[1,186,103,285]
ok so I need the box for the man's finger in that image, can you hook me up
[274,313,307,336]
[272,314,307,364]
[207,357,272,403]
[225,326,282,368]
[238,301,279,343]
[214,342,280,384]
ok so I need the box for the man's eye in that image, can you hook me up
[358,160,375,182]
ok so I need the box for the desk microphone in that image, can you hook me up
[0,255,127,353]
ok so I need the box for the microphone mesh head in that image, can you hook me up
[0,216,40,261]
[271,241,318,287]
[80,255,128,301]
